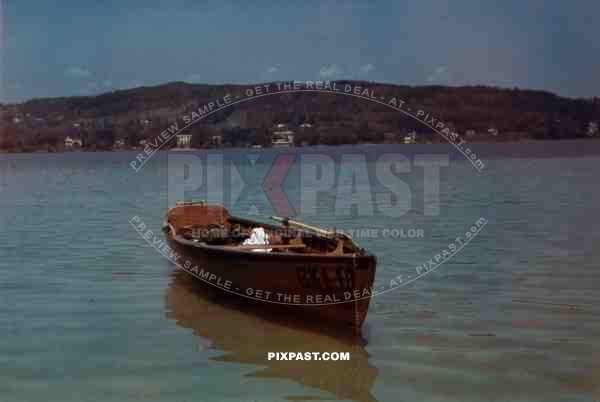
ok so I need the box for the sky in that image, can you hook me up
[1,0,599,102]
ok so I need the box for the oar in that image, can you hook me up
[270,216,338,239]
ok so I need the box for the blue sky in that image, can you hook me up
[1,0,599,102]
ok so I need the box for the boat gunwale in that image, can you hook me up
[165,206,376,261]
[167,232,376,262]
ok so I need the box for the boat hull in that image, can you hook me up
[164,233,376,334]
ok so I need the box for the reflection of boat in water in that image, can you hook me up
[165,271,379,402]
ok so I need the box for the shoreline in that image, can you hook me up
[2,138,600,158]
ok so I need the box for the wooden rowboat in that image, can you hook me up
[162,201,377,334]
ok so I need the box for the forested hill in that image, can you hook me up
[1,81,599,151]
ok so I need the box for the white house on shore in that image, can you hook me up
[211,135,222,145]
[113,138,125,149]
[64,136,82,149]
[403,131,417,144]
[176,134,192,148]
[272,123,295,148]
[488,127,499,137]
[587,121,598,137]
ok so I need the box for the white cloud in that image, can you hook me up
[426,66,450,83]
[318,64,343,79]
[186,74,203,83]
[66,66,91,79]
[359,63,375,75]
[260,65,281,81]
[81,81,101,95]
[125,80,141,89]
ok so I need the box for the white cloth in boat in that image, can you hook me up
[242,228,271,252]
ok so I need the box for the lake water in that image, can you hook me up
[1,141,599,402]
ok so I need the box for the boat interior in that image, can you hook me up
[165,201,367,256]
